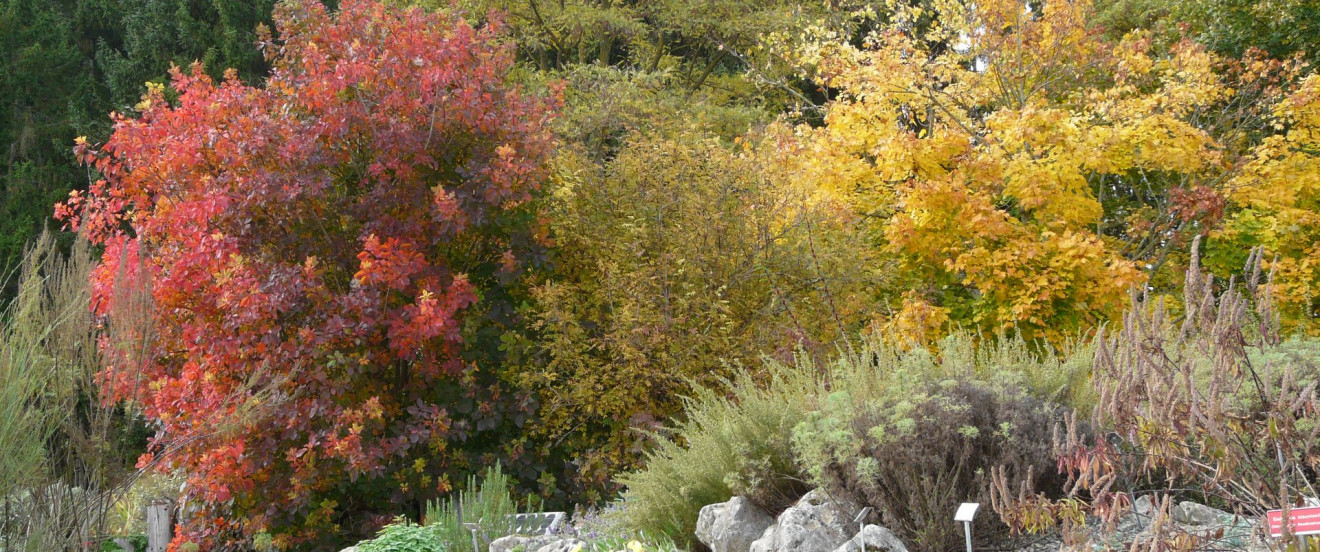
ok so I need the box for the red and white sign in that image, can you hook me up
[1266,506,1320,538]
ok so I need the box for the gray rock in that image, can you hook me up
[832,525,908,552]
[488,535,528,552]
[749,490,860,552]
[1173,501,1231,526]
[113,538,138,552]
[1133,495,1154,517]
[489,535,565,552]
[696,497,776,552]
[535,538,586,552]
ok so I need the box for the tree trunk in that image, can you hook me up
[598,32,614,66]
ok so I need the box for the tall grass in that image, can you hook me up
[0,231,154,551]
[611,354,822,549]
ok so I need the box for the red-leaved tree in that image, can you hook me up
[57,1,557,548]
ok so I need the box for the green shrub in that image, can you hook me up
[357,519,446,552]
[572,501,689,551]
[356,464,535,552]
[785,336,1072,552]
[103,473,185,537]
[964,333,1097,414]
[611,356,821,548]
[793,381,1065,552]
[99,535,147,552]
[613,332,1091,548]
[425,464,520,550]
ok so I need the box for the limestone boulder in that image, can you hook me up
[695,497,776,552]
[749,490,860,552]
[831,524,908,552]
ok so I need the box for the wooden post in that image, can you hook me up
[146,502,173,552]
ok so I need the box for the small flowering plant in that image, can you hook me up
[566,501,680,552]
[570,538,677,552]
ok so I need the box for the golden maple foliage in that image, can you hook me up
[1220,74,1320,336]
[780,0,1265,343]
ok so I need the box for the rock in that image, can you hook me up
[487,535,585,552]
[1133,495,1154,517]
[1173,501,1231,526]
[695,497,776,552]
[113,538,138,552]
[488,536,526,552]
[749,490,860,552]
[832,525,908,552]
[489,535,562,552]
[535,538,586,552]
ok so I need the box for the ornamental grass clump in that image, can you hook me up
[612,358,818,548]
[0,231,155,551]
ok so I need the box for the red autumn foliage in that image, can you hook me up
[58,0,556,548]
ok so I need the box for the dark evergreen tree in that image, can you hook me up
[0,0,278,295]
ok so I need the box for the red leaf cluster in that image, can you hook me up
[58,1,556,547]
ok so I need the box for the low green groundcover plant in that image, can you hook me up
[357,519,446,552]
[99,535,147,552]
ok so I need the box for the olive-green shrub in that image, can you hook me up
[613,332,1092,548]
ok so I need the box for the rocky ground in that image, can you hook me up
[687,491,1272,552]
[350,489,1284,552]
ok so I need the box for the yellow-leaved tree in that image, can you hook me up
[1218,74,1320,335]
[782,0,1249,342]
[503,133,876,499]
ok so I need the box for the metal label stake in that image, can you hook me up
[954,503,980,552]
[853,507,873,552]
